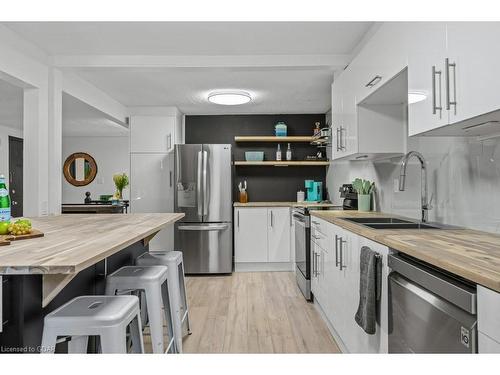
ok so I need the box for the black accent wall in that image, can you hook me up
[185,114,328,202]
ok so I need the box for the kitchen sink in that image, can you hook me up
[342,217,415,224]
[362,223,442,230]
[341,217,445,230]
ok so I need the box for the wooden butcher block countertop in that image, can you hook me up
[0,213,184,275]
[310,210,500,292]
[233,202,340,208]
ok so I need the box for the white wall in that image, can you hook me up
[327,135,500,234]
[0,124,23,186]
[62,136,130,204]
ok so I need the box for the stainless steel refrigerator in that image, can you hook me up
[174,144,232,274]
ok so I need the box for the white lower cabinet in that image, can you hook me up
[234,207,291,270]
[477,285,500,352]
[311,217,389,353]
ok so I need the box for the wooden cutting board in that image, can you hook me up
[0,229,44,245]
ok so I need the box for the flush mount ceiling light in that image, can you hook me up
[408,91,427,104]
[208,91,251,105]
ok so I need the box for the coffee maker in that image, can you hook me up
[339,184,358,210]
[305,180,323,202]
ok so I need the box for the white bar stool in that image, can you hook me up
[105,265,177,354]
[136,251,191,353]
[41,295,144,354]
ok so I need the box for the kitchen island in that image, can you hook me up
[0,213,184,353]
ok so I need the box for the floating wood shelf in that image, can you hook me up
[234,136,315,142]
[234,161,330,166]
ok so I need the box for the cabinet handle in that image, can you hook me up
[365,75,382,88]
[237,211,240,228]
[336,127,340,151]
[315,253,321,276]
[339,126,346,151]
[312,250,316,277]
[432,65,443,117]
[270,211,273,228]
[339,237,347,271]
[169,171,172,187]
[445,58,457,114]
[335,235,340,267]
[166,133,172,150]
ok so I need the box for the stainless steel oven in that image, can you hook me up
[293,208,311,300]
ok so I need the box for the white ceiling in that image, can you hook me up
[4,22,373,56]
[3,22,374,115]
[62,93,129,136]
[0,78,23,129]
[73,66,336,114]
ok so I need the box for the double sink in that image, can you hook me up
[341,217,445,230]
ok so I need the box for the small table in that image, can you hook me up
[62,201,130,214]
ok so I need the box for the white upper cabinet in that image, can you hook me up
[348,23,409,104]
[330,23,408,161]
[130,116,178,153]
[446,22,500,125]
[408,22,500,136]
[407,23,448,136]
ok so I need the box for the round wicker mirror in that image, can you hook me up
[63,152,98,186]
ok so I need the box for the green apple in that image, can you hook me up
[0,221,10,235]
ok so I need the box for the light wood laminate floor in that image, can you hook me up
[182,272,340,353]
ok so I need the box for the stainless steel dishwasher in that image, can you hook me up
[388,253,477,353]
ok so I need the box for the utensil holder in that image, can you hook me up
[239,191,248,203]
[358,194,371,212]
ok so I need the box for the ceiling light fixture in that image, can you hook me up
[408,91,427,104]
[208,91,252,105]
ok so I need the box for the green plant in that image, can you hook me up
[352,178,374,195]
[113,173,129,199]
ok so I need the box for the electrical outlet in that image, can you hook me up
[393,179,400,193]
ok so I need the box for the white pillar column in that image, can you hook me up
[48,68,63,215]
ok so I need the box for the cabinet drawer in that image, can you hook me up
[311,228,329,251]
[478,285,500,343]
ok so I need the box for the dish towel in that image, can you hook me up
[355,246,382,335]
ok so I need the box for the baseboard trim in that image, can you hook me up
[235,262,294,272]
[313,298,348,353]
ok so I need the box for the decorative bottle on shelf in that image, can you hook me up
[276,144,282,161]
[286,143,292,161]
[0,174,11,222]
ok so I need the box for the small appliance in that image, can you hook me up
[339,183,358,210]
[305,180,322,202]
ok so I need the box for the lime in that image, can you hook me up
[0,222,9,235]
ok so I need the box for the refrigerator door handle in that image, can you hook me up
[178,224,229,231]
[197,151,203,219]
[202,150,208,217]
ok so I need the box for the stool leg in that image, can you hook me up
[105,283,117,296]
[167,276,183,353]
[161,281,177,353]
[40,328,58,354]
[68,336,88,353]
[100,329,128,354]
[144,284,165,354]
[139,291,149,328]
[129,313,145,354]
[178,262,191,335]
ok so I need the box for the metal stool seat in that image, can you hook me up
[105,265,177,354]
[41,295,144,354]
[136,251,191,353]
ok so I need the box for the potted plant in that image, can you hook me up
[352,178,375,212]
[113,173,129,200]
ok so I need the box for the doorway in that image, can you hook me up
[8,136,23,217]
